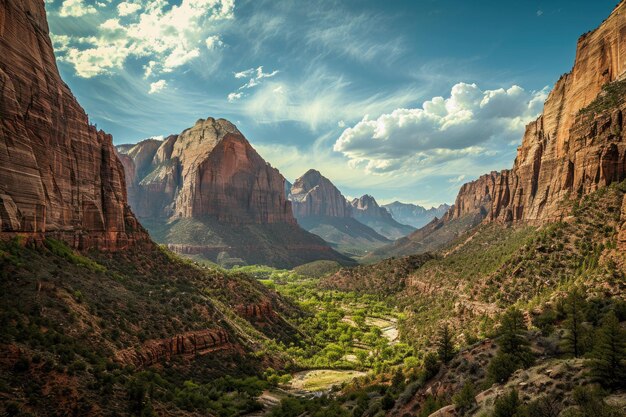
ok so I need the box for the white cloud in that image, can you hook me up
[228,92,243,102]
[228,65,279,100]
[205,35,224,50]
[54,0,235,78]
[241,68,422,131]
[334,82,549,174]
[117,1,141,16]
[234,68,255,78]
[59,0,96,17]
[148,79,167,94]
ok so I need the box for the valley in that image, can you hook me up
[1,0,626,416]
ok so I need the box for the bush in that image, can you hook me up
[493,390,521,417]
[487,352,521,384]
[452,382,476,414]
[423,352,440,380]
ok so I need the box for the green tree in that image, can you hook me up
[591,310,626,388]
[391,368,405,391]
[452,381,476,414]
[563,287,588,357]
[499,308,531,364]
[381,392,395,410]
[437,323,455,363]
[492,390,521,417]
[423,352,440,380]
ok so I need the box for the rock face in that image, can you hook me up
[373,2,626,260]
[351,195,415,240]
[288,171,390,255]
[119,119,295,224]
[118,121,351,267]
[449,1,626,224]
[0,0,148,251]
[114,329,231,368]
[350,195,392,219]
[289,169,352,218]
[382,202,451,228]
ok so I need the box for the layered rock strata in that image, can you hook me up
[0,0,147,250]
[114,329,230,367]
[449,2,626,224]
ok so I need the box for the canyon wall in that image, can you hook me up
[119,118,295,225]
[351,195,393,220]
[449,1,626,224]
[0,0,147,250]
[289,169,353,218]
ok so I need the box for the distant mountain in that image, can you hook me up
[351,195,415,240]
[289,170,390,257]
[382,201,450,228]
[117,121,352,268]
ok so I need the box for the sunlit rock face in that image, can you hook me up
[289,169,353,218]
[0,0,148,250]
[118,117,296,225]
[449,1,626,224]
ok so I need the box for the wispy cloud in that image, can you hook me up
[228,66,279,100]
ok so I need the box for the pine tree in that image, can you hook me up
[591,310,626,388]
[499,308,532,366]
[437,323,455,363]
[563,287,588,357]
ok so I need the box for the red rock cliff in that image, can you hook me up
[351,194,393,220]
[448,1,626,224]
[118,118,296,224]
[0,0,147,250]
[289,169,352,218]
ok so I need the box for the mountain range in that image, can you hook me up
[116,122,352,268]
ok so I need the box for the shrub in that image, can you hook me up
[452,382,476,414]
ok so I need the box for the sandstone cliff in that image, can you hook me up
[351,195,415,240]
[371,2,626,260]
[0,0,147,251]
[288,170,390,256]
[449,1,626,224]
[289,169,353,218]
[119,119,295,224]
[118,122,351,267]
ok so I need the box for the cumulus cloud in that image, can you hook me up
[334,82,549,174]
[117,1,141,16]
[148,79,167,94]
[59,0,96,17]
[205,35,224,50]
[228,66,279,101]
[54,0,234,78]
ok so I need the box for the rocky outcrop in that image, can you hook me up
[118,120,295,224]
[382,202,451,229]
[289,169,352,218]
[351,195,415,240]
[114,329,230,368]
[236,302,277,321]
[288,171,390,254]
[0,0,148,251]
[351,195,392,219]
[449,2,626,224]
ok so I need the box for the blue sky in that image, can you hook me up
[45,0,618,206]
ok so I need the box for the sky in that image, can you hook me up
[45,0,619,207]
